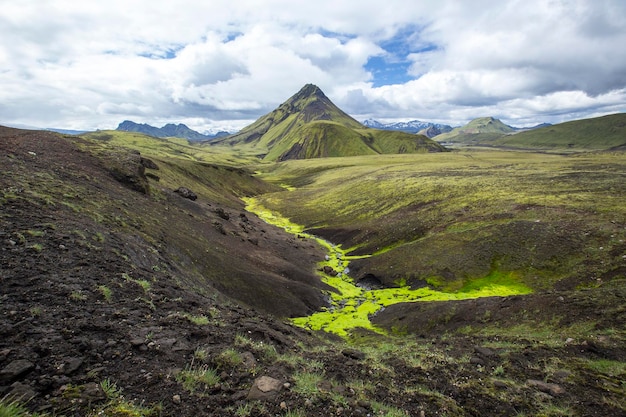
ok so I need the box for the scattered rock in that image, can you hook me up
[140,157,159,170]
[247,376,283,401]
[80,382,106,402]
[172,394,181,404]
[321,265,338,276]
[63,357,84,375]
[493,380,508,390]
[105,150,150,193]
[240,351,257,371]
[470,357,484,365]
[215,207,230,220]
[553,370,572,381]
[356,274,383,289]
[474,346,496,357]
[527,379,566,396]
[174,187,197,201]
[130,337,145,347]
[0,359,35,383]
[7,381,36,401]
[342,348,366,360]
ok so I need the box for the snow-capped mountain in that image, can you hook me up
[362,119,453,135]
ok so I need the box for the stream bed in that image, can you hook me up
[244,197,532,337]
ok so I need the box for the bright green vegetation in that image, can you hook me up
[250,150,626,292]
[582,359,626,377]
[96,378,161,417]
[0,399,47,417]
[244,149,625,336]
[245,198,532,337]
[181,313,210,325]
[97,285,112,302]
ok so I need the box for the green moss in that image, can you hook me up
[246,198,532,337]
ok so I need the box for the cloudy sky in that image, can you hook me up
[2,0,626,133]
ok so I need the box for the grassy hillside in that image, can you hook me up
[84,130,257,166]
[493,113,626,150]
[251,150,626,293]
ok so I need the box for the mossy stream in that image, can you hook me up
[244,197,532,337]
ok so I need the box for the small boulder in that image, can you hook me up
[474,346,496,357]
[247,376,283,401]
[7,382,36,401]
[215,207,230,220]
[322,266,338,276]
[342,349,366,361]
[63,357,84,375]
[174,187,197,201]
[140,157,159,170]
[0,360,34,383]
[527,379,565,396]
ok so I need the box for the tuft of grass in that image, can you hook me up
[182,313,209,325]
[370,402,409,417]
[283,409,306,417]
[582,359,626,377]
[69,291,88,301]
[234,403,253,417]
[215,348,244,370]
[233,334,278,360]
[25,230,44,237]
[28,243,43,253]
[97,285,113,302]
[97,378,161,417]
[176,363,220,394]
[193,348,208,362]
[121,273,151,293]
[0,398,47,417]
[291,370,325,397]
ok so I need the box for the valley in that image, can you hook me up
[244,196,532,337]
[1,86,625,416]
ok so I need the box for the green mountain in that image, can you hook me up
[492,113,626,150]
[434,116,515,144]
[211,84,446,160]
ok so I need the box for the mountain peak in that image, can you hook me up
[292,84,326,100]
[212,84,446,160]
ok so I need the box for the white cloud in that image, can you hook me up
[1,0,625,131]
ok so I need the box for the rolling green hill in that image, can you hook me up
[492,113,626,150]
[433,117,515,144]
[210,84,446,160]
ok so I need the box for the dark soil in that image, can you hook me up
[1,127,625,416]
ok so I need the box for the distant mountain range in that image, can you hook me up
[210,84,446,160]
[361,119,454,137]
[116,120,230,141]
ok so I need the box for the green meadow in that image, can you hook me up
[84,130,626,338]
[248,149,625,332]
